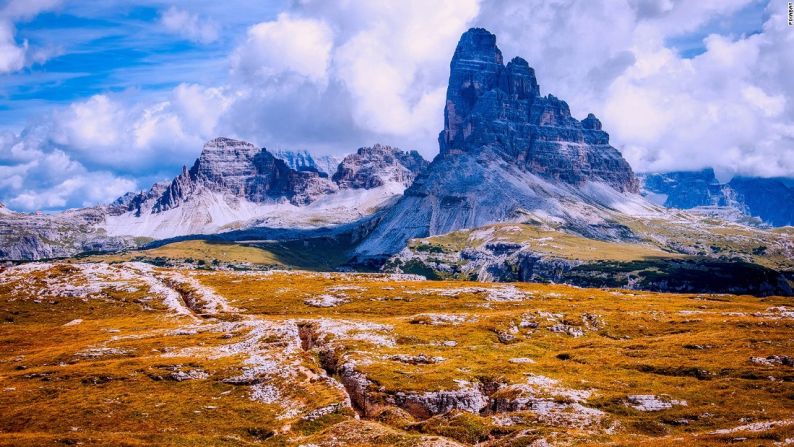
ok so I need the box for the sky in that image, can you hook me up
[0,0,792,212]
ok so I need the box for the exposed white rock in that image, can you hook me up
[548,324,584,338]
[491,374,603,427]
[626,394,687,411]
[307,318,396,347]
[77,347,134,358]
[386,354,445,365]
[712,419,794,435]
[509,357,536,364]
[750,355,793,366]
[305,294,349,308]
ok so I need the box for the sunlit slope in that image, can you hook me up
[388,217,794,295]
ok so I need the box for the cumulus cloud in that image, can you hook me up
[600,4,794,177]
[0,0,61,73]
[473,0,792,178]
[231,13,333,84]
[223,0,478,154]
[0,132,136,211]
[160,6,220,44]
[48,84,230,173]
[0,21,26,73]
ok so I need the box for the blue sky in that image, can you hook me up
[1,1,285,129]
[0,0,791,212]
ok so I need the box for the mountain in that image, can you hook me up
[0,206,136,260]
[0,139,427,259]
[355,28,792,296]
[354,28,645,260]
[332,144,428,189]
[271,149,341,175]
[641,169,794,226]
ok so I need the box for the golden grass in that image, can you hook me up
[1,263,792,446]
[416,223,680,262]
[82,240,286,265]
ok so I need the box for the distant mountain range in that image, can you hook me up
[0,27,791,296]
[640,168,794,227]
[0,141,426,259]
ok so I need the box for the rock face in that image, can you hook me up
[333,144,428,190]
[438,28,638,192]
[641,169,794,226]
[641,169,726,209]
[354,28,643,260]
[389,240,793,296]
[727,177,794,227]
[0,207,136,260]
[152,137,337,210]
[0,139,427,260]
[271,149,340,176]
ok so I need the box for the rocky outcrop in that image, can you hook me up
[727,177,794,227]
[1,138,428,260]
[641,169,726,209]
[333,144,428,189]
[0,207,136,260]
[354,28,644,260]
[641,169,794,226]
[387,241,793,296]
[110,181,169,217]
[439,28,638,192]
[153,137,337,210]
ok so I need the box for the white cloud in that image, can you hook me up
[1,0,62,20]
[0,135,136,211]
[230,13,333,84]
[224,0,478,153]
[48,85,230,172]
[160,6,219,44]
[0,21,26,73]
[598,4,794,178]
[471,0,792,178]
[8,170,136,211]
[330,0,479,135]
[0,0,61,73]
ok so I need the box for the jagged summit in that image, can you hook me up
[333,144,428,190]
[354,28,646,259]
[440,27,637,192]
[150,137,335,212]
[95,138,429,241]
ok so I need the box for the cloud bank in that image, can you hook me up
[0,0,792,211]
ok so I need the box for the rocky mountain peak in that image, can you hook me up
[453,27,503,65]
[641,169,794,226]
[355,28,644,259]
[332,144,428,189]
[148,137,337,212]
[439,27,638,193]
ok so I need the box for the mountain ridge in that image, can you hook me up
[354,27,644,260]
[640,168,794,226]
[0,139,427,259]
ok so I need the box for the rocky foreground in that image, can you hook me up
[1,262,792,446]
